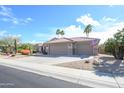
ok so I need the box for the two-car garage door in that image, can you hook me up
[49,42,93,55]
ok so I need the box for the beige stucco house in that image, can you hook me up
[41,37,100,56]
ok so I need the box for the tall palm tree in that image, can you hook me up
[56,29,61,37]
[56,29,65,38]
[84,24,92,37]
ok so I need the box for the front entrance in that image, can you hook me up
[41,46,48,55]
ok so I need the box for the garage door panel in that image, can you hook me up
[76,43,93,55]
[50,43,68,55]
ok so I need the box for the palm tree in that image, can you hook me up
[84,24,92,37]
[60,30,65,37]
[56,29,61,37]
[56,29,65,38]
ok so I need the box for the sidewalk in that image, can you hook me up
[0,58,123,88]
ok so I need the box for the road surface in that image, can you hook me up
[0,65,90,88]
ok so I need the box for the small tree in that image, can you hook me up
[98,44,106,54]
[0,36,20,54]
[104,28,124,59]
[104,38,117,58]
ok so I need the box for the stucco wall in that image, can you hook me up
[93,45,99,55]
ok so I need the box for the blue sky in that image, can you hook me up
[0,5,124,44]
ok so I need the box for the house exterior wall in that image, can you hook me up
[34,44,43,53]
[48,42,73,55]
[46,41,98,56]
[92,45,99,55]
[38,46,42,52]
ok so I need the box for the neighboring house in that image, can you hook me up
[42,37,100,56]
[34,43,43,53]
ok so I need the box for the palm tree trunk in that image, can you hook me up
[86,33,89,37]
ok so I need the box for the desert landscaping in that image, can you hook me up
[56,54,124,74]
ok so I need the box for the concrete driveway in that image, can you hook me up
[10,55,82,65]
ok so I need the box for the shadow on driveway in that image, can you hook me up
[31,54,90,59]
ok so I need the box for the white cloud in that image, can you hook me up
[22,17,33,24]
[44,15,124,44]
[76,14,100,26]
[63,25,85,37]
[62,12,124,44]
[26,17,32,21]
[0,6,33,25]
[102,16,117,22]
[1,17,33,25]
[0,6,13,17]
[10,17,33,25]
[24,40,43,44]
[0,30,7,37]
[64,25,82,32]
[43,14,124,44]
[8,34,22,38]
[0,30,22,39]
[12,18,19,24]
[63,21,124,44]
[34,14,124,44]
[90,22,124,43]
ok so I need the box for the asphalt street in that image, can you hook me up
[0,65,90,88]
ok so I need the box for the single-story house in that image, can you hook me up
[34,43,43,53]
[41,37,100,56]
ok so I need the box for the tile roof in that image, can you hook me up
[70,37,100,42]
[45,37,100,44]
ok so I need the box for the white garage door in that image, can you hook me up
[76,43,93,55]
[49,43,69,55]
